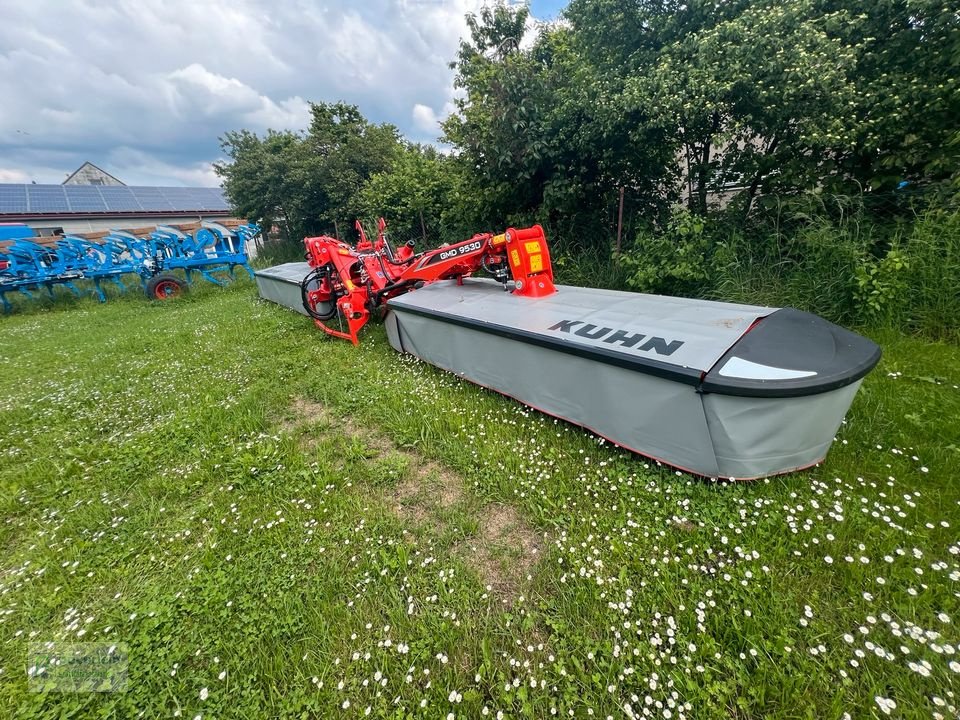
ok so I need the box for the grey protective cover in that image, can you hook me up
[392,280,774,378]
[255,262,311,316]
[386,279,874,479]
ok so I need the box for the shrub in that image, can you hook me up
[619,208,714,296]
[712,214,867,324]
[854,246,910,325]
[605,192,959,340]
[895,210,960,341]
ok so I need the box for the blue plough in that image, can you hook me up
[0,222,260,312]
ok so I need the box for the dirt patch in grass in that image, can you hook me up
[391,478,431,524]
[456,503,543,604]
[290,397,329,424]
[348,421,394,457]
[284,395,542,604]
[282,397,332,438]
[286,396,392,456]
[390,460,464,528]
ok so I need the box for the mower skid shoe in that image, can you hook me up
[341,297,368,346]
[313,298,368,346]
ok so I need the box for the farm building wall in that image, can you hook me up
[16,214,237,235]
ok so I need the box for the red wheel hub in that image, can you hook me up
[154,280,181,299]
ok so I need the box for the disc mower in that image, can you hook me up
[285,218,881,479]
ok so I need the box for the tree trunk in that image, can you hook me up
[616,186,625,254]
[696,140,711,216]
[697,111,723,215]
[742,135,780,219]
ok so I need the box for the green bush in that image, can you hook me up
[894,210,960,340]
[551,244,632,291]
[603,194,959,340]
[854,246,910,325]
[618,208,715,296]
[712,215,867,324]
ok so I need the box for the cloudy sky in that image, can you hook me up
[0,0,565,187]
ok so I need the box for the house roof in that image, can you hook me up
[62,162,126,186]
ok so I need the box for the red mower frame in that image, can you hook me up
[301,218,556,344]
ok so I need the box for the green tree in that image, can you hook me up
[443,2,677,247]
[215,102,400,241]
[565,0,960,214]
[635,0,862,214]
[356,144,453,245]
[216,0,959,249]
[214,129,305,239]
[305,102,401,233]
[820,0,960,191]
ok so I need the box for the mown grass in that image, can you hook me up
[1,279,958,719]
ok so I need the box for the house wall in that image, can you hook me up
[13,214,235,235]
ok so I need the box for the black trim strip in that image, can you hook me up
[699,361,878,397]
[389,303,705,386]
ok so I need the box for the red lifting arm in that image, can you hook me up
[302,220,556,344]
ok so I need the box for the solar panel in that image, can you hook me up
[161,188,200,203]
[0,183,230,215]
[185,187,229,211]
[64,186,108,212]
[162,188,203,196]
[0,185,29,212]
[99,186,143,212]
[27,185,70,212]
[157,186,230,212]
[131,187,175,211]
[206,189,230,211]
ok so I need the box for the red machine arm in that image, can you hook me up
[301,221,555,344]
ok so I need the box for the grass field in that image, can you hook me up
[1,280,958,719]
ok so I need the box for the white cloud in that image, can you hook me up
[103,148,222,187]
[412,104,440,133]
[0,0,545,186]
[0,168,30,183]
[412,97,459,135]
[163,63,311,130]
